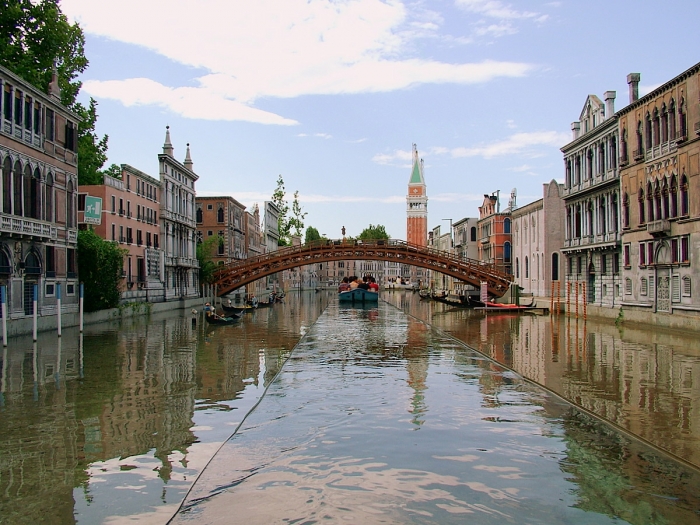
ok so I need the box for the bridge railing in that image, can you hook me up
[213,238,512,283]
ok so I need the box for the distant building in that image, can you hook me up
[79,165,164,303]
[158,128,199,300]
[618,63,700,326]
[244,204,266,298]
[452,217,479,295]
[561,89,621,308]
[0,65,80,320]
[512,181,565,299]
[195,195,247,264]
[477,192,512,275]
[406,144,428,285]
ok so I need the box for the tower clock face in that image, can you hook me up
[412,188,418,194]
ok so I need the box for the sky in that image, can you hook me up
[60,0,700,241]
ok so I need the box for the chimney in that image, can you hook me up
[627,73,640,104]
[604,91,616,119]
[571,121,581,140]
[48,63,61,101]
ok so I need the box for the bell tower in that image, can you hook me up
[406,144,428,246]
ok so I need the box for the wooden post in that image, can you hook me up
[56,283,62,337]
[1,286,6,347]
[566,281,571,317]
[582,281,587,320]
[550,281,554,314]
[32,284,38,342]
[575,281,579,319]
[79,283,84,333]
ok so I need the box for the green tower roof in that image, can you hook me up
[410,159,423,184]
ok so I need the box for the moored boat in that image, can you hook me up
[222,304,256,314]
[205,312,242,324]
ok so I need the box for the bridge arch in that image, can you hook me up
[212,239,513,298]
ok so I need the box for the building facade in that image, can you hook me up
[477,192,512,274]
[0,65,79,320]
[195,196,247,264]
[561,90,622,308]
[618,64,700,324]
[158,128,199,300]
[79,165,164,303]
[512,180,566,299]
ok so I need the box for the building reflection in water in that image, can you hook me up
[386,293,700,471]
[0,291,329,524]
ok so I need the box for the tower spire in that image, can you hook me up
[163,125,174,156]
[184,143,193,170]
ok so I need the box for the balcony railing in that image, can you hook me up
[633,148,644,161]
[647,219,671,236]
[1,214,57,240]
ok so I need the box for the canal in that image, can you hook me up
[1,291,699,524]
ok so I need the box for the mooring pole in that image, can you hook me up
[1,286,6,347]
[33,284,38,342]
[56,283,62,337]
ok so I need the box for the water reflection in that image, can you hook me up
[0,291,328,525]
[174,300,700,525]
[385,293,700,471]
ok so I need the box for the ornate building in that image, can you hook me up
[159,127,199,300]
[618,63,700,327]
[561,90,621,308]
[0,65,79,322]
[195,196,247,264]
[477,192,512,274]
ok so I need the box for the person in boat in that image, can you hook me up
[357,276,370,290]
[368,276,379,292]
[349,276,360,290]
[204,302,223,320]
[338,277,351,292]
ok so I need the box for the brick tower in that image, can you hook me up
[406,144,428,247]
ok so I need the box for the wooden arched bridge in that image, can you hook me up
[212,239,513,298]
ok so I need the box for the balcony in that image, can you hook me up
[480,236,490,245]
[676,131,687,143]
[619,155,629,167]
[1,214,57,240]
[633,149,644,161]
[647,219,670,237]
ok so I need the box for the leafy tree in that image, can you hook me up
[288,190,307,238]
[0,1,110,182]
[0,0,88,107]
[76,98,109,185]
[358,224,390,241]
[196,235,221,286]
[304,226,322,244]
[271,174,290,246]
[77,229,126,312]
[102,163,122,180]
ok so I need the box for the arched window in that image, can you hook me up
[598,143,605,174]
[611,193,619,232]
[525,256,529,278]
[679,99,687,138]
[504,241,511,263]
[574,156,581,184]
[23,164,33,218]
[13,160,22,216]
[217,206,224,223]
[662,178,669,219]
[669,99,677,138]
[45,173,54,222]
[25,251,41,274]
[647,182,654,222]
[565,159,571,188]
[470,227,476,242]
[636,121,643,156]
[587,149,594,179]
[654,181,662,220]
[196,206,203,223]
[552,253,559,281]
[622,192,629,228]
[620,128,628,163]
[661,104,668,143]
[503,218,511,234]
[645,112,652,149]
[652,107,660,146]
[670,175,678,218]
[610,136,618,169]
[515,257,519,278]
[0,249,10,274]
[66,180,75,228]
[30,167,40,219]
[2,157,11,214]
[681,174,689,216]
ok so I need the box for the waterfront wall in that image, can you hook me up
[4,296,203,339]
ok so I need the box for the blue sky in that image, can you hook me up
[62,0,700,241]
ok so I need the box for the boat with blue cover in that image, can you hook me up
[338,288,379,304]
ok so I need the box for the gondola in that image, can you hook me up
[222,304,256,314]
[205,311,242,325]
[338,288,379,304]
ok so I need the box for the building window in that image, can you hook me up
[681,236,689,262]
[638,189,645,224]
[525,256,529,278]
[503,241,511,263]
[641,277,648,296]
[672,275,680,303]
[623,244,630,267]
[647,242,654,266]
[217,205,224,223]
[196,206,203,223]
[551,253,559,281]
[625,278,632,295]
[639,243,646,266]
[682,276,691,297]
[680,174,689,216]
[111,223,116,241]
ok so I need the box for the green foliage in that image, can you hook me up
[289,190,307,238]
[305,226,322,244]
[102,163,122,180]
[75,98,109,185]
[0,0,88,107]
[358,224,390,241]
[77,229,126,312]
[196,235,220,285]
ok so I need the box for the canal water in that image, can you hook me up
[1,291,700,524]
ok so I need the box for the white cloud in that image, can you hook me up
[450,131,569,159]
[62,0,533,124]
[455,0,541,20]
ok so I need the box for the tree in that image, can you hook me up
[102,163,122,180]
[0,0,88,107]
[358,224,390,241]
[288,190,307,238]
[271,175,290,246]
[305,226,322,244]
[77,229,126,312]
[76,98,109,185]
[0,1,110,183]
[196,236,221,286]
